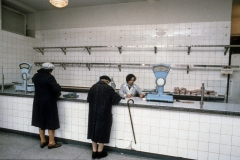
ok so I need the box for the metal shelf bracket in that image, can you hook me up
[154,46,157,54]
[118,46,122,54]
[60,48,67,55]
[224,47,229,56]
[187,46,191,55]
[35,48,44,55]
[85,47,91,55]
[86,63,91,71]
[118,64,121,72]
[61,63,66,70]
[187,65,189,74]
[36,63,42,67]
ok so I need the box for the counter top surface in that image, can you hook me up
[1,88,240,116]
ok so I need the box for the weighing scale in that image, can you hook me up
[146,63,173,103]
[15,62,35,92]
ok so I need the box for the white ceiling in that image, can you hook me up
[2,0,240,17]
[2,0,149,13]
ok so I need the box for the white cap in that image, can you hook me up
[41,62,55,69]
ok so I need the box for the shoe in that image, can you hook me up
[92,151,97,159]
[48,143,62,149]
[97,151,108,159]
[40,141,48,148]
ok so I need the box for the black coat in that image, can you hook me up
[31,69,61,130]
[87,81,121,143]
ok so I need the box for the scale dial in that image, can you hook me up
[156,78,165,86]
[20,63,30,69]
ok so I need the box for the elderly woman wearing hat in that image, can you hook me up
[87,75,121,159]
[119,74,145,98]
[31,62,62,149]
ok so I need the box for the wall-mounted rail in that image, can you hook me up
[181,45,240,55]
[33,46,107,55]
[193,65,239,68]
[33,45,240,55]
[34,62,239,74]
[35,62,152,72]
[33,45,159,55]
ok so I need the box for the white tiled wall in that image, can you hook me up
[0,21,231,95]
[0,30,38,84]
[1,95,240,160]
[34,21,231,95]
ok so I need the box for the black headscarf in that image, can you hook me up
[37,68,53,73]
[100,75,111,82]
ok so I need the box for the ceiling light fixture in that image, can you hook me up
[49,0,68,8]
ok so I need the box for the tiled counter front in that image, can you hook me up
[1,95,240,160]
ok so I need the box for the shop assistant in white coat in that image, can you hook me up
[119,74,145,98]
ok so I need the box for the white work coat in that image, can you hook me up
[119,82,143,98]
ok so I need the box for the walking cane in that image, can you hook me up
[127,99,136,144]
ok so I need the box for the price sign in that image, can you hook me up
[221,68,233,74]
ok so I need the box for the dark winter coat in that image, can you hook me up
[87,81,121,143]
[31,69,61,130]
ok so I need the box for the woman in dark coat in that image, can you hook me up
[31,62,62,149]
[87,75,121,159]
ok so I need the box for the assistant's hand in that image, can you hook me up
[139,94,145,98]
[126,94,132,98]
